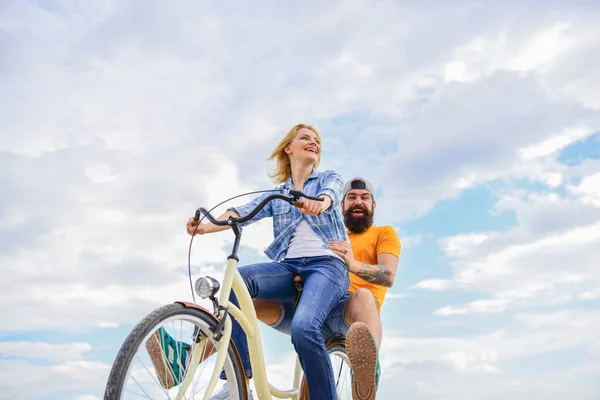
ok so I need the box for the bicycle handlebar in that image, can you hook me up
[193,189,324,226]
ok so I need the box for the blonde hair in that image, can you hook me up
[268,124,322,184]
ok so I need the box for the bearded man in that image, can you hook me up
[255,177,401,400]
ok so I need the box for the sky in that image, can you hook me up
[1,0,600,399]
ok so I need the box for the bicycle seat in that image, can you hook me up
[293,275,304,307]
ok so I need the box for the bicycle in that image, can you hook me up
[104,189,353,399]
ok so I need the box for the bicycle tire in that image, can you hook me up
[104,302,247,400]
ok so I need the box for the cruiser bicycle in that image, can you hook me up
[104,189,353,399]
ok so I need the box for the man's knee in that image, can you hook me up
[345,289,378,323]
[253,299,281,325]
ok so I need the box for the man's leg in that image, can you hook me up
[344,288,382,345]
[194,300,287,377]
[342,289,381,400]
[253,299,283,326]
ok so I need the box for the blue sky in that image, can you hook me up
[1,1,600,399]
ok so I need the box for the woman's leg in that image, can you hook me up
[289,256,349,400]
[225,260,299,378]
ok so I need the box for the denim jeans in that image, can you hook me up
[270,291,352,340]
[225,255,349,400]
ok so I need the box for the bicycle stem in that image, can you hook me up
[228,222,242,261]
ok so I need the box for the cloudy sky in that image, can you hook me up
[1,0,600,399]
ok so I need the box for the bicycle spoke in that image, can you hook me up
[172,319,195,400]
[170,319,184,387]
[335,360,344,389]
[124,389,153,399]
[135,354,172,399]
[191,339,213,397]
[128,374,158,399]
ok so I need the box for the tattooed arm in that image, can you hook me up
[350,253,399,287]
[329,228,401,288]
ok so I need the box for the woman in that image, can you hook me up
[177,124,347,399]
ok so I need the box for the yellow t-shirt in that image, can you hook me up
[348,225,401,312]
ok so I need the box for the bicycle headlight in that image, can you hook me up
[195,276,220,299]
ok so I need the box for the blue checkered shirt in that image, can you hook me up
[228,169,349,261]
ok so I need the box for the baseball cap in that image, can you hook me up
[342,177,374,199]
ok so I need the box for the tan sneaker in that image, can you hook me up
[346,322,378,400]
[145,327,191,389]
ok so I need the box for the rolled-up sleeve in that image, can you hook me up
[318,170,344,213]
[227,191,274,227]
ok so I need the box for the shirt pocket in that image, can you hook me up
[273,200,291,215]
[272,200,292,227]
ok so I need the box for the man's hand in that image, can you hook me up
[331,241,399,287]
[329,240,355,268]
[186,218,208,236]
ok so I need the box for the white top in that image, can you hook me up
[285,220,341,261]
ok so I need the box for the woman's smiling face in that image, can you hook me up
[285,127,322,164]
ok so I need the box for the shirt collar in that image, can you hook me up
[284,169,320,188]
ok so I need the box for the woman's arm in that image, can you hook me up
[318,170,344,212]
[186,190,278,236]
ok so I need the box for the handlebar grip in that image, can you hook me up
[193,207,230,226]
[294,200,323,216]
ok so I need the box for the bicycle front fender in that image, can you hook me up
[175,301,217,320]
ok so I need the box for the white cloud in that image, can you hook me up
[506,23,572,72]
[385,292,412,299]
[412,279,452,291]
[399,234,422,248]
[432,163,600,317]
[435,297,514,316]
[440,219,600,313]
[380,309,600,398]
[519,125,593,160]
[440,234,489,258]
[568,172,600,206]
[0,358,109,399]
[375,70,600,221]
[581,287,600,300]
[1,1,600,399]
[0,341,92,362]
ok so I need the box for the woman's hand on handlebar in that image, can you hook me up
[187,210,240,236]
[186,218,208,236]
[297,195,331,216]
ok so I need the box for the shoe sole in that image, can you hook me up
[346,322,377,400]
[145,331,175,389]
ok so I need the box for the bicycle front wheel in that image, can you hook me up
[104,302,247,400]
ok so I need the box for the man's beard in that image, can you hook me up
[343,205,374,234]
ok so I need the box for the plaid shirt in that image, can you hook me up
[229,169,349,261]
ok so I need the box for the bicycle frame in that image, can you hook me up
[177,257,305,400]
